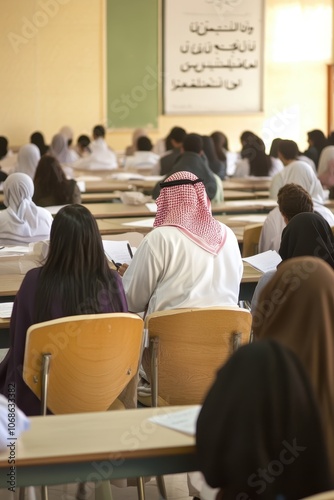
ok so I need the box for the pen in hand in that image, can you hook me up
[111,260,122,270]
[127,243,133,259]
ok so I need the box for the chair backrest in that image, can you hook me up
[242,223,263,257]
[146,307,252,406]
[23,313,144,414]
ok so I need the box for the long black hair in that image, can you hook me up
[34,204,126,322]
[197,340,332,500]
[241,134,272,176]
[34,155,74,204]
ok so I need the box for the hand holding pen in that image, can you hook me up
[112,243,133,276]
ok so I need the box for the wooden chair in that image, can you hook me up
[22,313,144,500]
[145,306,251,499]
[300,492,334,500]
[146,307,252,407]
[242,223,263,257]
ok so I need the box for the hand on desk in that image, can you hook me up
[117,263,129,277]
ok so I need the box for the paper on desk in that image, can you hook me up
[0,246,31,256]
[102,240,133,265]
[149,406,201,436]
[243,250,282,273]
[109,172,145,181]
[224,200,277,207]
[228,214,267,223]
[75,175,103,182]
[45,205,67,215]
[145,203,157,213]
[122,218,155,228]
[0,302,14,318]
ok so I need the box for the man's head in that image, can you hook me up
[277,183,313,224]
[93,125,106,139]
[137,136,152,151]
[169,127,187,148]
[277,140,299,165]
[183,133,203,154]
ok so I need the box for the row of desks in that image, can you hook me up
[0,405,197,488]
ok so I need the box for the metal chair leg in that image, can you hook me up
[41,485,48,500]
[95,480,113,500]
[137,477,146,500]
[157,476,167,499]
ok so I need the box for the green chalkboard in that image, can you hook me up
[106,0,159,129]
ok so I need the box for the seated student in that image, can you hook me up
[0,136,16,176]
[202,135,226,180]
[157,126,186,176]
[253,257,334,478]
[234,133,283,178]
[258,183,334,253]
[252,212,334,311]
[30,131,49,156]
[318,145,334,188]
[124,136,159,172]
[75,134,91,157]
[196,339,333,499]
[49,133,79,165]
[73,124,117,170]
[0,205,128,415]
[0,394,30,450]
[33,155,82,207]
[124,128,146,156]
[122,171,242,317]
[152,133,218,200]
[304,129,327,169]
[0,173,53,246]
[16,143,41,179]
[270,139,325,200]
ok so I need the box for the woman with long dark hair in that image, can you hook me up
[202,135,226,180]
[0,205,128,415]
[33,154,81,206]
[197,339,333,499]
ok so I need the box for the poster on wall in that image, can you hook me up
[163,0,264,114]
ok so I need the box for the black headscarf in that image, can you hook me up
[196,340,332,500]
[279,212,334,268]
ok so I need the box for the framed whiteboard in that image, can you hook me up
[163,0,264,114]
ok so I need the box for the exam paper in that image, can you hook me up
[0,246,31,256]
[149,406,201,436]
[227,215,267,223]
[0,302,14,319]
[145,203,157,213]
[243,250,282,273]
[122,218,155,228]
[102,240,133,265]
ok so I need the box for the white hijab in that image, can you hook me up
[0,173,53,245]
[270,160,325,202]
[16,144,40,179]
[49,133,76,164]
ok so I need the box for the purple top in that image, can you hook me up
[0,267,128,415]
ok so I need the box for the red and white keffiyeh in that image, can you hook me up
[154,171,226,255]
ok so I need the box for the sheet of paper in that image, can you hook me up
[0,302,14,319]
[74,175,103,182]
[223,200,277,207]
[149,406,201,436]
[102,240,133,265]
[243,250,282,273]
[122,218,155,228]
[227,215,267,223]
[45,205,67,215]
[145,203,157,213]
[0,246,31,256]
[108,172,145,181]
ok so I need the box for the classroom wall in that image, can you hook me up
[0,0,332,153]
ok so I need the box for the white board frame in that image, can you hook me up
[163,0,264,114]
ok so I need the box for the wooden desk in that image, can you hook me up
[82,200,276,219]
[0,406,198,488]
[223,178,271,192]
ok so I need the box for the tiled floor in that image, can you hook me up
[1,474,192,499]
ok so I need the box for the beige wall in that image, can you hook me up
[0,0,332,153]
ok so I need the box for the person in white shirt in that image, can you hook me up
[0,173,53,246]
[124,136,159,172]
[73,124,117,170]
[122,170,243,316]
[270,139,325,201]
